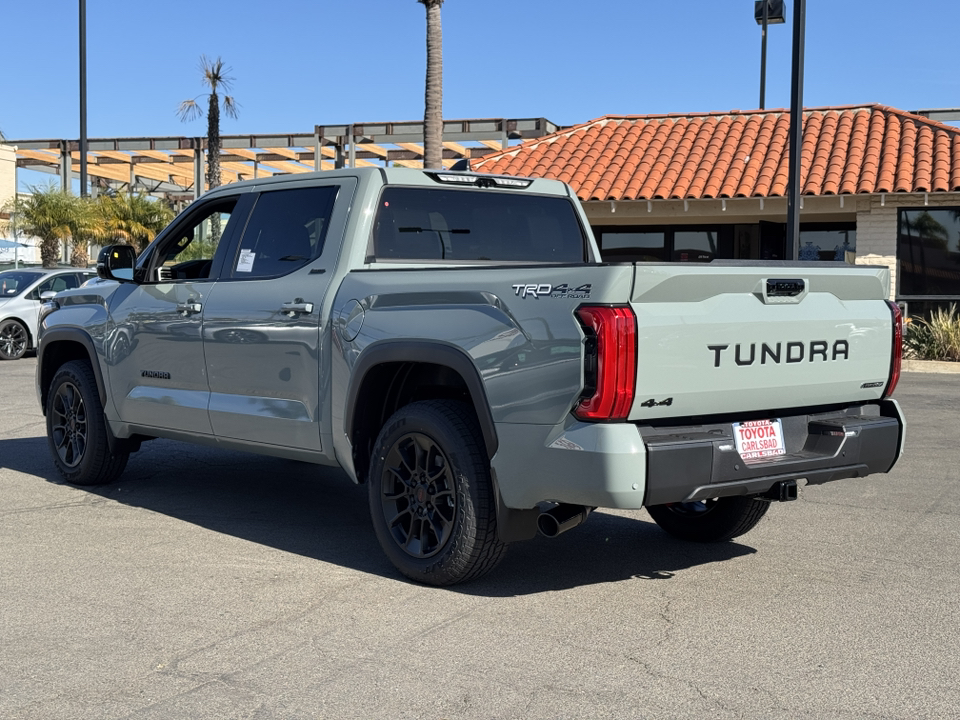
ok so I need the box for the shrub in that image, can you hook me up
[904,304,960,361]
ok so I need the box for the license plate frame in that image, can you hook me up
[733,418,786,462]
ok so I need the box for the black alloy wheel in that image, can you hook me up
[380,431,458,558]
[51,380,87,468]
[46,360,129,486]
[368,400,506,586]
[0,319,28,360]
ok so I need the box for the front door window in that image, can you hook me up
[148,198,238,282]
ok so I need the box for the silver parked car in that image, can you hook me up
[0,268,96,360]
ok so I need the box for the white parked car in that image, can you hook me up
[0,268,96,360]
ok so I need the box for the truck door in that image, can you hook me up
[200,178,355,450]
[105,194,249,435]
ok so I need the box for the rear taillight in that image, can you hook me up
[884,300,903,398]
[574,305,637,421]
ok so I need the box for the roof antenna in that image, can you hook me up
[450,158,471,171]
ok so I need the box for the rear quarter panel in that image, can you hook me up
[331,264,634,431]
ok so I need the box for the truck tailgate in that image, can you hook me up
[628,264,895,421]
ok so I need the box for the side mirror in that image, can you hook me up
[97,245,137,282]
[40,291,57,301]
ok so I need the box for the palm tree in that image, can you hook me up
[12,186,95,268]
[97,192,174,252]
[418,0,444,169]
[177,56,239,192]
[66,195,103,267]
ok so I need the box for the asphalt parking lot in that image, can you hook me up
[1,358,957,720]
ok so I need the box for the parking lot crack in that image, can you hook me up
[0,497,110,516]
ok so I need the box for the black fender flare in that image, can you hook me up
[38,327,107,411]
[345,339,498,459]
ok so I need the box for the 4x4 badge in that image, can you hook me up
[512,283,592,299]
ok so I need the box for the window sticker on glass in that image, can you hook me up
[236,249,256,273]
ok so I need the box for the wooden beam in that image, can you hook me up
[17,149,60,166]
[137,149,191,163]
[253,160,312,175]
[396,142,424,157]
[355,143,389,158]
[262,147,301,160]
[221,161,274,179]
[223,148,259,162]
[442,141,468,156]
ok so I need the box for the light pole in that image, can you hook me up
[755,0,786,110]
[79,0,88,197]
[784,0,806,261]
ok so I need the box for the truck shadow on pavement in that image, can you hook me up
[2,436,756,596]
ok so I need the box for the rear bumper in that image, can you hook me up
[641,399,905,506]
[490,400,905,510]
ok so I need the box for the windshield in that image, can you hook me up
[0,271,43,298]
[373,188,587,263]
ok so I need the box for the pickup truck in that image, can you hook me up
[36,167,906,586]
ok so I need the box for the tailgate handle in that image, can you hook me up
[766,279,805,297]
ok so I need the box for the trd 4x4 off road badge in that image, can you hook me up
[512,283,592,299]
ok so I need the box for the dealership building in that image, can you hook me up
[474,104,960,312]
[5,104,960,311]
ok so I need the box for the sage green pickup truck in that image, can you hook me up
[36,167,905,585]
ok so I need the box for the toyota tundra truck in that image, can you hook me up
[35,167,905,585]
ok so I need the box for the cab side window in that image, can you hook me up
[230,186,339,279]
[151,197,239,282]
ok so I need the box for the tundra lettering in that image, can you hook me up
[710,340,851,367]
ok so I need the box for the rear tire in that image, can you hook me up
[0,319,29,360]
[46,360,129,486]
[646,496,769,542]
[368,400,506,586]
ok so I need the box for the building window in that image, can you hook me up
[798,224,857,263]
[594,223,855,264]
[898,208,960,297]
[673,231,717,262]
[599,231,666,262]
[596,226,727,263]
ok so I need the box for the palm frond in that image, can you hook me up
[177,98,204,122]
[222,95,240,120]
[200,54,234,93]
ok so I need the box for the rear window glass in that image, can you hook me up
[373,187,586,263]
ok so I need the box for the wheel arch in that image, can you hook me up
[345,340,498,484]
[38,328,107,415]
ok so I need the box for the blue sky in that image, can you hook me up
[2,0,959,142]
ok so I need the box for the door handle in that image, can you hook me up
[176,301,202,315]
[281,299,314,316]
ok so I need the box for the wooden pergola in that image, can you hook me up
[9,117,559,201]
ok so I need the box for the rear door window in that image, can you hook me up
[229,186,339,279]
[373,188,586,263]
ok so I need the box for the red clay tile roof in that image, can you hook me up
[472,104,960,201]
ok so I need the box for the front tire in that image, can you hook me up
[646,496,769,542]
[0,319,29,360]
[368,400,506,586]
[46,360,129,486]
